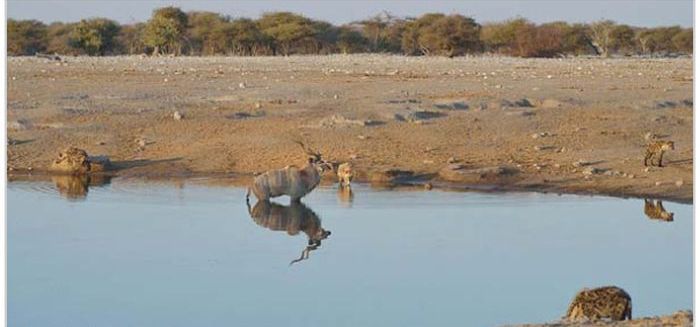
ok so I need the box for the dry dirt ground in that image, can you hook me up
[6,55,693,202]
[509,310,693,327]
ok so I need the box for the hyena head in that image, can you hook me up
[337,162,354,186]
[663,141,675,151]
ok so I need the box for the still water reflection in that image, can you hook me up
[7,178,692,327]
[248,200,331,265]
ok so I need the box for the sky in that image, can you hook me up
[6,0,694,27]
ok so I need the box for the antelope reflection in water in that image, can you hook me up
[643,199,674,222]
[51,174,112,200]
[247,200,331,265]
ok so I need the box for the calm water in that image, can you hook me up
[8,178,693,327]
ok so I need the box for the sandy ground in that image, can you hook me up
[6,55,693,202]
[510,310,693,327]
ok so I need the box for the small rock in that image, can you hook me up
[582,167,604,176]
[541,98,563,109]
[424,183,433,190]
[173,111,183,121]
[357,135,367,140]
[136,138,147,148]
[447,157,457,164]
[514,98,534,107]
[655,181,663,186]
[333,94,339,99]
[628,174,635,179]
[447,163,465,170]
[254,102,262,109]
[239,82,246,89]
[644,167,651,173]
[572,160,592,168]
[676,180,684,187]
[163,78,168,82]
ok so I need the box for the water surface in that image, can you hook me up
[8,178,692,326]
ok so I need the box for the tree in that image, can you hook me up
[70,18,120,55]
[587,20,616,57]
[479,18,530,55]
[401,14,442,55]
[8,19,48,55]
[230,18,268,55]
[416,14,481,57]
[382,18,408,53]
[609,24,635,55]
[187,11,231,55]
[143,6,188,55]
[116,23,147,55]
[310,20,339,54]
[672,28,693,54]
[337,25,367,54]
[561,23,593,55]
[257,12,316,55]
[46,22,80,55]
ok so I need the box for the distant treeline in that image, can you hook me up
[7,7,693,58]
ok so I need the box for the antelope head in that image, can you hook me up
[295,140,333,173]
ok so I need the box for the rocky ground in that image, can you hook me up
[6,55,693,202]
[510,310,693,327]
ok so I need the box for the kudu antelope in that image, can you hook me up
[247,200,331,265]
[246,141,332,203]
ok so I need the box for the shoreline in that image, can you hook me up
[8,168,693,204]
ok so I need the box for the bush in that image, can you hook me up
[143,6,188,55]
[6,9,693,58]
[337,25,368,54]
[116,23,147,55]
[8,19,48,55]
[257,12,316,55]
[70,18,120,55]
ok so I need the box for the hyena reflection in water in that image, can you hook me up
[51,174,112,200]
[247,200,331,265]
[643,199,674,222]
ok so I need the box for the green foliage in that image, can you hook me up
[117,23,147,55]
[7,9,693,58]
[143,6,188,55]
[414,14,481,57]
[480,18,528,54]
[337,25,368,54]
[671,28,693,53]
[46,22,80,55]
[70,18,120,55]
[258,12,316,55]
[8,19,48,55]
[230,18,268,55]
[186,11,231,55]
